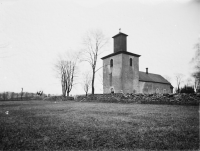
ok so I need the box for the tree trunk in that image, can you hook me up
[91,69,95,95]
[62,82,66,97]
[21,88,23,100]
[86,92,87,96]
[67,92,69,97]
[62,88,66,97]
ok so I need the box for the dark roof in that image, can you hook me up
[139,71,172,86]
[101,51,141,60]
[112,32,128,38]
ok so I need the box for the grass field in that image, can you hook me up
[0,101,199,150]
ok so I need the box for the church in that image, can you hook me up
[101,31,173,94]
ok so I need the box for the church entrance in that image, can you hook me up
[110,87,114,94]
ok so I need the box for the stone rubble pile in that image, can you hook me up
[77,93,123,103]
[122,93,200,105]
[77,93,200,105]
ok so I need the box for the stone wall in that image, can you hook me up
[76,93,200,105]
[76,93,123,103]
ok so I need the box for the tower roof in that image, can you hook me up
[101,51,140,60]
[112,32,128,38]
[102,31,140,59]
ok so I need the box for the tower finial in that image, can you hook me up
[119,28,121,33]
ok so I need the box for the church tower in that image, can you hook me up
[101,31,141,94]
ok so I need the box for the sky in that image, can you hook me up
[0,0,200,95]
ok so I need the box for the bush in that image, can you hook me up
[180,85,195,94]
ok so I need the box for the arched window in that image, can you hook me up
[163,89,166,94]
[110,59,113,67]
[156,88,159,94]
[130,58,132,66]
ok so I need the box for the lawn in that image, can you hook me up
[0,100,199,150]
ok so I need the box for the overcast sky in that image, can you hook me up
[0,0,200,95]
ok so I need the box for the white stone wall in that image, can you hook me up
[122,54,139,94]
[103,53,140,94]
[103,54,123,93]
[139,81,172,94]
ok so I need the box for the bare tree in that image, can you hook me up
[186,78,192,86]
[175,74,184,93]
[82,71,91,96]
[2,92,8,100]
[10,92,15,100]
[21,88,23,100]
[164,75,172,83]
[16,93,19,100]
[191,40,200,92]
[193,73,200,92]
[82,29,108,94]
[55,52,80,97]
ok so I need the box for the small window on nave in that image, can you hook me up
[130,58,132,66]
[110,59,113,67]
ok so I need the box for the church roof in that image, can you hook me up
[101,51,141,60]
[112,32,128,38]
[139,71,172,86]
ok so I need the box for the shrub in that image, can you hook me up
[180,85,195,94]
